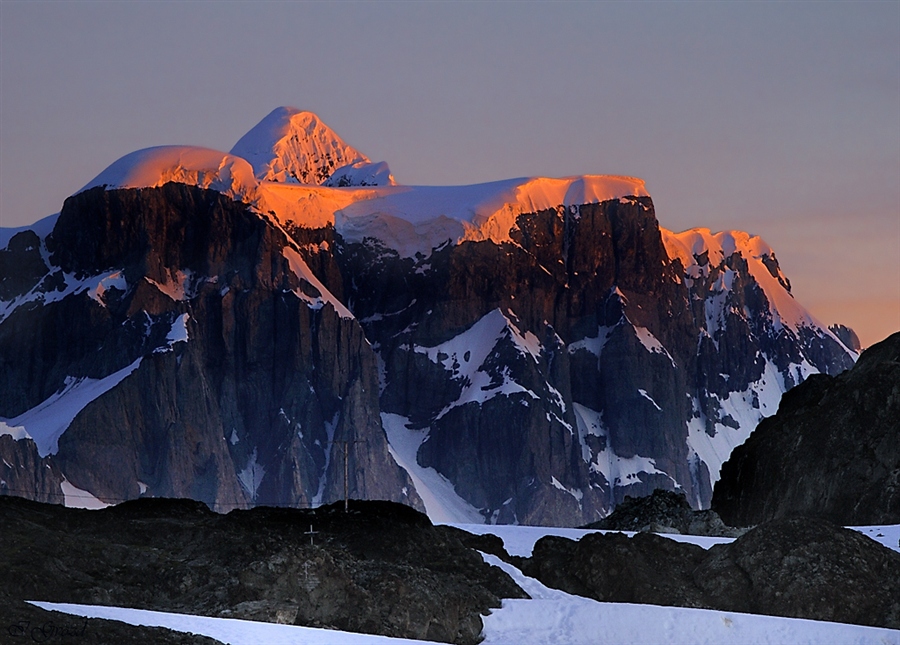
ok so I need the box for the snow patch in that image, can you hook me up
[634,325,676,367]
[0,358,142,456]
[638,388,662,411]
[568,325,615,357]
[60,480,110,510]
[686,357,793,485]
[237,448,265,501]
[382,413,484,524]
[87,271,128,306]
[324,160,396,187]
[282,246,354,319]
[415,309,542,418]
[27,602,437,645]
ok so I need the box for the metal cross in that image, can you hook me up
[304,524,318,546]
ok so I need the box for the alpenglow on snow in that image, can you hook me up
[0,106,856,524]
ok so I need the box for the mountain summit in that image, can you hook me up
[230,106,388,186]
[0,109,858,524]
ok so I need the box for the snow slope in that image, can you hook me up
[74,147,648,259]
[67,108,649,258]
[27,602,435,645]
[382,413,484,524]
[31,591,900,645]
[661,227,852,349]
[230,107,369,185]
[81,146,259,199]
[0,357,142,456]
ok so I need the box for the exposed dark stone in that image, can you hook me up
[0,182,857,524]
[584,489,746,537]
[713,332,900,526]
[830,323,862,352]
[0,230,48,300]
[0,496,526,645]
[521,516,900,629]
[0,184,419,512]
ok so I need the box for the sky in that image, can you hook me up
[1,1,897,347]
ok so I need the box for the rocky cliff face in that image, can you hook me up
[712,332,900,526]
[0,184,418,513]
[0,110,858,525]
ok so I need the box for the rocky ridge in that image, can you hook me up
[518,517,900,630]
[1,496,522,645]
[713,331,900,526]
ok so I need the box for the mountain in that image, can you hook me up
[712,331,900,526]
[0,108,857,525]
[230,106,394,186]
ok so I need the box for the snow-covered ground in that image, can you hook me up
[29,522,900,645]
[27,602,435,645]
[449,522,734,556]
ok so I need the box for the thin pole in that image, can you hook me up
[343,440,349,512]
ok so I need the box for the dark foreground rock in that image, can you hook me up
[0,496,525,644]
[522,517,900,629]
[713,332,900,526]
[2,601,221,645]
[584,489,746,537]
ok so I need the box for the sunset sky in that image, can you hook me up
[1,2,897,346]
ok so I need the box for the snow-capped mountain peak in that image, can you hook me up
[661,227,849,349]
[80,146,259,199]
[229,106,369,185]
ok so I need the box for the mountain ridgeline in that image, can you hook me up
[0,108,856,525]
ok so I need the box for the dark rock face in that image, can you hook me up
[712,332,900,526]
[0,183,855,524]
[0,185,418,513]
[830,323,862,352]
[0,496,524,645]
[340,200,853,523]
[521,517,900,629]
[584,489,744,537]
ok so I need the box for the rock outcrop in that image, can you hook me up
[521,517,900,629]
[712,332,900,526]
[0,184,419,513]
[584,489,744,537]
[0,496,524,645]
